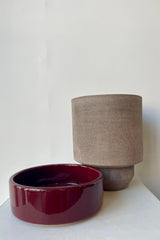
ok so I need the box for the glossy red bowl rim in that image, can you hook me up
[10,163,103,190]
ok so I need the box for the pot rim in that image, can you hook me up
[9,163,103,190]
[72,94,142,101]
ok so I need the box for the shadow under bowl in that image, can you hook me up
[9,164,103,225]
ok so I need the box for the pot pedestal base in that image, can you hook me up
[96,166,134,191]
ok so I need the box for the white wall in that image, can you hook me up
[0,0,160,205]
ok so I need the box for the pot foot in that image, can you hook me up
[96,166,134,191]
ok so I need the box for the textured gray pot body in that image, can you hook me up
[72,94,143,190]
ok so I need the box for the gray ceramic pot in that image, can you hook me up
[72,94,143,190]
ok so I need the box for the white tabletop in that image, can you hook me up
[0,178,160,240]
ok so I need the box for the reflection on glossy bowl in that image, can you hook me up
[9,164,103,225]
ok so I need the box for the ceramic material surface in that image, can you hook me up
[96,166,134,191]
[9,164,103,225]
[72,94,143,190]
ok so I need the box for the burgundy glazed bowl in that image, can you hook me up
[9,164,103,225]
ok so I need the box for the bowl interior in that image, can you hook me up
[13,164,101,188]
